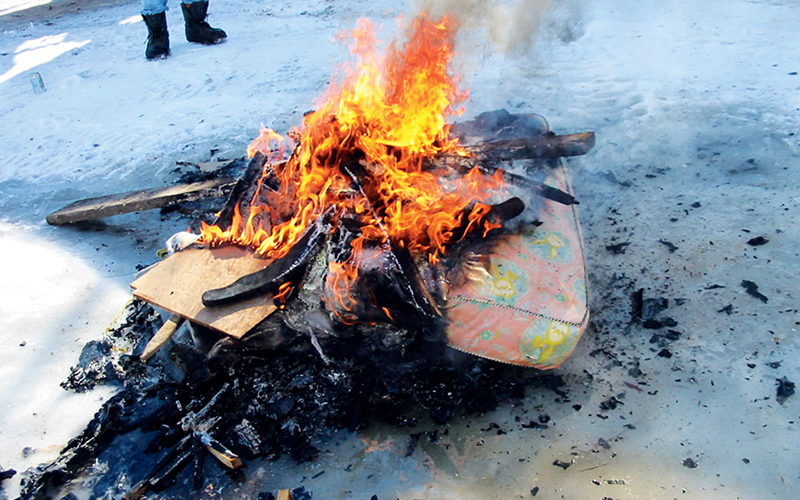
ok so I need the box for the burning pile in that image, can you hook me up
[189,13,584,330]
[21,12,593,500]
[197,14,510,326]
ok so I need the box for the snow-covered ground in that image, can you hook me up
[1,0,798,498]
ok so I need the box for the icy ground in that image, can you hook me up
[1,0,799,498]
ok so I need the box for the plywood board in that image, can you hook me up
[131,246,276,338]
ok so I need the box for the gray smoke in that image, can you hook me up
[412,0,552,57]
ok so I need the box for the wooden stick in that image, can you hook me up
[197,432,243,469]
[140,314,184,362]
[122,434,194,500]
[46,177,236,225]
[205,444,243,470]
[277,490,292,500]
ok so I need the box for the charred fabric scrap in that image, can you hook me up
[20,112,593,499]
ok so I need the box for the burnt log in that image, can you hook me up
[213,152,271,229]
[463,131,595,163]
[430,132,593,206]
[202,221,329,307]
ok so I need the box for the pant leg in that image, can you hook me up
[141,0,169,15]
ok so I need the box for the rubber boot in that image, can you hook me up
[181,1,227,45]
[142,12,170,60]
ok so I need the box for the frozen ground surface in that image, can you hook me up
[1,0,799,498]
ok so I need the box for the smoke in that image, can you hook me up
[411,0,552,58]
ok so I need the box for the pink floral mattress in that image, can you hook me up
[446,160,588,369]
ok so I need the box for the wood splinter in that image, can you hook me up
[140,313,184,362]
[198,432,243,469]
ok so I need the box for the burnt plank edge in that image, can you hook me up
[46,177,237,225]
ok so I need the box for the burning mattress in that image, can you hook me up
[445,146,588,369]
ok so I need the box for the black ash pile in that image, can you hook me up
[20,298,536,500]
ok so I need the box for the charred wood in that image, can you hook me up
[393,246,445,317]
[20,389,142,500]
[123,434,195,499]
[213,152,269,229]
[463,131,595,163]
[432,155,578,206]
[500,169,578,205]
[191,444,206,491]
[202,221,329,307]
[45,177,237,226]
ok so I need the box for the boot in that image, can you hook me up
[181,1,227,45]
[142,12,170,60]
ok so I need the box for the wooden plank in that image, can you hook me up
[131,246,277,338]
[46,177,236,225]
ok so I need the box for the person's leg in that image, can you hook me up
[181,0,227,45]
[141,0,168,16]
[141,0,170,59]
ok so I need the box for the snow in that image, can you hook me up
[1,0,799,498]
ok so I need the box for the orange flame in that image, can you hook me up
[199,13,506,311]
[274,281,293,308]
[247,127,289,161]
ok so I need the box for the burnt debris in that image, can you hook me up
[746,236,769,246]
[21,296,538,499]
[741,280,769,303]
[776,377,795,405]
[0,467,16,483]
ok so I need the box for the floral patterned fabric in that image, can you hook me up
[446,160,588,369]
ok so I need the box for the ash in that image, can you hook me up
[22,298,541,499]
